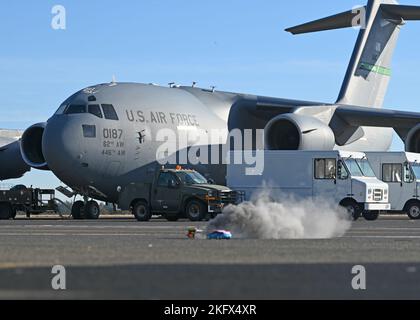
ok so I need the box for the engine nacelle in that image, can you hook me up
[406,124,420,153]
[0,140,31,180]
[20,123,49,170]
[265,113,336,150]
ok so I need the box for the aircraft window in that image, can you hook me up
[382,164,402,183]
[88,105,103,118]
[82,125,96,138]
[101,104,119,120]
[315,159,336,180]
[55,104,68,115]
[65,105,86,114]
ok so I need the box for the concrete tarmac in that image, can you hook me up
[0,215,420,299]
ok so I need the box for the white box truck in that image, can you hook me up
[365,152,420,220]
[227,150,390,221]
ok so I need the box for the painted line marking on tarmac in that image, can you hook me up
[343,235,420,239]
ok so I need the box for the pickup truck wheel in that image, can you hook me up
[133,201,151,222]
[0,203,13,220]
[186,200,206,222]
[363,211,380,221]
[340,200,362,221]
[406,202,420,220]
[85,201,100,220]
[71,201,85,220]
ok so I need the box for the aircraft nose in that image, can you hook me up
[42,115,88,185]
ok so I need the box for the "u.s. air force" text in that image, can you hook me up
[126,110,199,127]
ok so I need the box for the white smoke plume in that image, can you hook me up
[207,191,352,240]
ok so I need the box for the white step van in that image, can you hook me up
[365,152,420,220]
[227,151,390,221]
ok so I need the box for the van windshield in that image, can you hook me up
[356,159,376,177]
[344,159,364,177]
[176,171,208,185]
[344,158,376,177]
[411,163,420,180]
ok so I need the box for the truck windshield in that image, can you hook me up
[344,159,364,177]
[356,159,376,177]
[176,171,208,185]
[411,163,420,180]
[344,158,376,177]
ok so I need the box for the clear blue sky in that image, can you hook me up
[1,0,420,189]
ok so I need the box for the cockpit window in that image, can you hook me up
[65,105,86,114]
[101,104,119,120]
[88,104,103,118]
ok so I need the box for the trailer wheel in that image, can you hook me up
[406,201,420,220]
[0,203,13,220]
[85,201,100,220]
[340,200,362,221]
[363,211,380,221]
[71,201,85,220]
[133,201,151,222]
[185,200,207,222]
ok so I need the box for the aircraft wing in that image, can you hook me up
[334,105,420,139]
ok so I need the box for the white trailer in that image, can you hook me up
[227,150,390,221]
[365,152,420,219]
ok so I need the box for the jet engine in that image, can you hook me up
[0,140,30,180]
[20,123,49,170]
[406,124,420,153]
[264,113,335,150]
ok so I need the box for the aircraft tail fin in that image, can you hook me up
[286,0,420,108]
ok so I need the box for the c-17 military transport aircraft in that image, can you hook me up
[2,0,420,219]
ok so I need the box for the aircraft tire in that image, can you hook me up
[85,201,100,220]
[71,201,85,220]
[185,200,206,222]
[133,201,152,222]
[0,202,13,220]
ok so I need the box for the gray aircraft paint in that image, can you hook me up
[0,130,30,180]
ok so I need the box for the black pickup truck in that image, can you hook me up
[0,185,57,219]
[119,167,242,221]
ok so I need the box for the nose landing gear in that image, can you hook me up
[71,198,101,220]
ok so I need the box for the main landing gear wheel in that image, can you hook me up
[85,201,100,220]
[133,201,152,222]
[340,200,362,221]
[71,201,85,220]
[185,200,207,222]
[406,202,420,220]
[0,203,13,220]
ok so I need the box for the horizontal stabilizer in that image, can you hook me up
[381,4,420,20]
[285,8,365,35]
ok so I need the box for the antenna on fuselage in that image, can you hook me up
[110,75,117,87]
